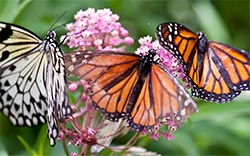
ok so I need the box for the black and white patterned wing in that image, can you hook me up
[0,22,72,146]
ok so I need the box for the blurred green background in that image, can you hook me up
[0,0,249,155]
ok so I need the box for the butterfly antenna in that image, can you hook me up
[49,10,68,31]
[52,21,70,32]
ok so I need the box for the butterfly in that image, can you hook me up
[64,50,197,131]
[156,22,250,103]
[0,22,72,146]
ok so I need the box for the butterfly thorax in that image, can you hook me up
[139,50,156,78]
[44,31,64,72]
[197,32,209,53]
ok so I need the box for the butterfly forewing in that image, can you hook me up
[65,52,140,120]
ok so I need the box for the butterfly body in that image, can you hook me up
[65,50,197,131]
[156,22,250,103]
[0,22,71,146]
[125,51,155,115]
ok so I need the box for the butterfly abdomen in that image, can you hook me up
[126,51,154,111]
[126,50,158,131]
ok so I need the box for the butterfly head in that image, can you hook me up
[148,49,157,57]
[43,31,58,53]
[141,49,161,64]
[46,31,57,43]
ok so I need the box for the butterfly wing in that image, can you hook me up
[0,22,72,146]
[156,22,250,103]
[208,41,250,91]
[45,31,72,146]
[192,40,250,102]
[65,51,140,121]
[128,63,197,131]
[156,22,201,88]
[0,22,48,126]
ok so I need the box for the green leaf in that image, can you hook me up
[17,135,38,156]
[0,0,32,22]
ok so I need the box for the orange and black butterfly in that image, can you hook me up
[156,22,250,103]
[64,50,197,131]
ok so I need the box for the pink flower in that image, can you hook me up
[61,8,134,51]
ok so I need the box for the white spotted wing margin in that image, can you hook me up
[0,22,72,146]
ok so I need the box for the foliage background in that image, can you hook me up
[0,0,249,155]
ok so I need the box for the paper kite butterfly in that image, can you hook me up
[0,22,72,146]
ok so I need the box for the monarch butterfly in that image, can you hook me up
[0,22,72,146]
[64,50,197,131]
[156,22,250,103]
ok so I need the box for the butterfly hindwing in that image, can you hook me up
[208,41,250,91]
[128,63,197,131]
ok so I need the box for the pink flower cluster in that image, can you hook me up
[142,113,182,141]
[62,8,134,51]
[135,35,188,83]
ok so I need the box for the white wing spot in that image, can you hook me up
[50,139,55,146]
[10,116,17,125]
[53,128,57,138]
[25,119,31,127]
[176,116,181,121]
[67,107,71,114]
[174,30,178,35]
[3,108,9,116]
[32,116,38,125]
[39,116,45,123]
[180,108,186,116]
[168,35,172,42]
[184,100,190,106]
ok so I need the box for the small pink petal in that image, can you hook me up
[68,83,78,92]
[124,37,134,45]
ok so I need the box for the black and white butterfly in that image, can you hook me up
[0,22,72,146]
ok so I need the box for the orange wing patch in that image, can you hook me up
[65,52,140,120]
[128,64,197,130]
[209,41,250,85]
